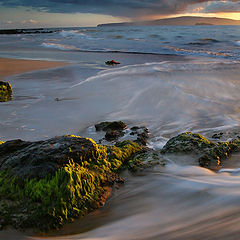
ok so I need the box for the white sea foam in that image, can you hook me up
[41,42,78,50]
[60,30,87,38]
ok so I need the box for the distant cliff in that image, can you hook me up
[98,16,240,27]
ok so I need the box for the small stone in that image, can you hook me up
[105,60,120,65]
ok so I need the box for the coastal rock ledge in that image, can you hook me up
[0,135,142,231]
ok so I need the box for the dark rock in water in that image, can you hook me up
[105,60,120,65]
[115,177,125,184]
[95,122,149,145]
[130,126,149,146]
[95,121,127,141]
[105,129,124,141]
[95,121,127,132]
[0,81,12,102]
[0,135,142,231]
[212,132,223,139]
[161,132,240,168]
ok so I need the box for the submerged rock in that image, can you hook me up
[161,132,240,168]
[95,121,149,145]
[0,81,12,102]
[212,132,223,139]
[95,121,127,141]
[130,126,149,146]
[0,135,142,231]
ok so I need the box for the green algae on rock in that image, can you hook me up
[128,149,165,172]
[161,132,215,154]
[0,135,141,231]
[161,132,240,168]
[0,81,12,102]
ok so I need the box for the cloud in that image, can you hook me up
[203,1,240,13]
[0,0,239,18]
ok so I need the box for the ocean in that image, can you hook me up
[1,25,240,240]
[0,25,240,60]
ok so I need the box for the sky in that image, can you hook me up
[0,0,239,29]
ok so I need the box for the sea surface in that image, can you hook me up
[1,25,240,240]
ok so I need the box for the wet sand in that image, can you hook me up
[0,57,68,80]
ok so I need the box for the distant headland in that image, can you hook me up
[98,16,240,27]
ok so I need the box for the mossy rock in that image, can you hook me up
[0,136,141,231]
[161,132,215,154]
[128,150,165,172]
[0,81,12,102]
[161,132,240,168]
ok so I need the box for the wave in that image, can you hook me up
[60,30,86,37]
[165,45,238,59]
[41,42,79,50]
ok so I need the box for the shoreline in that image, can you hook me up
[0,57,69,81]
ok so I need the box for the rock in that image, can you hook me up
[161,132,215,154]
[95,121,127,132]
[0,135,142,231]
[0,29,57,34]
[95,121,127,141]
[212,132,223,139]
[95,121,149,145]
[128,149,165,172]
[105,60,120,65]
[130,126,149,146]
[115,177,125,184]
[105,129,124,141]
[0,81,12,102]
[161,132,240,168]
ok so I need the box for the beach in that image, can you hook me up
[0,57,68,80]
[1,25,240,239]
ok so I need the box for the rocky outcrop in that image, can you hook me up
[95,121,149,145]
[0,135,142,231]
[0,29,57,34]
[0,81,12,102]
[161,132,240,168]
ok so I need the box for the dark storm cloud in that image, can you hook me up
[0,0,239,17]
[203,1,240,13]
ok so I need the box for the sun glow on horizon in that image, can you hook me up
[145,12,240,21]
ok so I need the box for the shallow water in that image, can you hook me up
[1,26,240,239]
[27,164,240,240]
